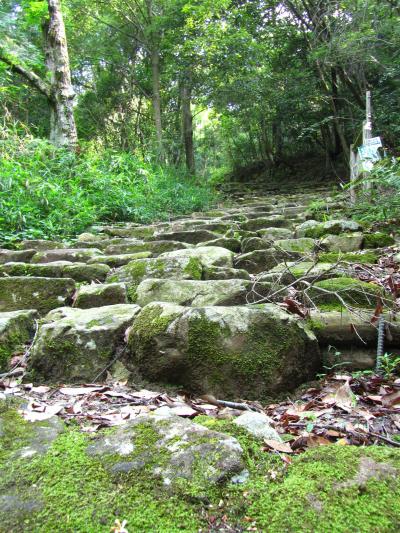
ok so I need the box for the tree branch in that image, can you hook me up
[0,49,51,100]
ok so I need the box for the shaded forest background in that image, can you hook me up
[0,0,399,242]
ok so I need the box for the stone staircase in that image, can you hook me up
[1,185,397,400]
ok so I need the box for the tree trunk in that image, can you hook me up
[43,0,77,149]
[150,48,164,162]
[181,75,195,174]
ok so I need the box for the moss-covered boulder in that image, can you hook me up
[0,261,110,283]
[241,237,270,253]
[258,227,293,240]
[127,302,320,399]
[104,239,191,256]
[151,229,220,244]
[26,304,140,383]
[274,237,316,254]
[320,232,364,252]
[296,219,362,239]
[135,278,273,307]
[87,412,244,495]
[31,248,103,264]
[197,237,241,252]
[234,248,302,274]
[0,310,38,371]
[264,261,348,284]
[364,232,395,249]
[318,250,378,264]
[0,277,75,315]
[309,277,389,310]
[73,283,128,308]
[103,225,156,239]
[87,252,152,268]
[0,249,36,264]
[203,266,251,280]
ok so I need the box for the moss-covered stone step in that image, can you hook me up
[26,304,140,383]
[0,309,38,371]
[263,261,349,284]
[318,250,379,264]
[31,248,103,264]
[296,219,362,238]
[107,246,234,300]
[135,278,277,307]
[73,283,127,308]
[241,215,292,231]
[150,229,220,245]
[87,252,152,268]
[0,249,36,264]
[104,239,191,256]
[309,309,400,347]
[308,277,389,310]
[0,277,75,315]
[195,236,241,252]
[234,248,304,274]
[320,232,364,252]
[16,239,66,251]
[0,261,110,283]
[127,302,320,399]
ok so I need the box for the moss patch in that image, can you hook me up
[309,277,387,309]
[363,232,395,249]
[318,251,378,264]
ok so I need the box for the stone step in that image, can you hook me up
[0,261,110,283]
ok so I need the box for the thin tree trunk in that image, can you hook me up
[150,47,164,162]
[43,0,77,149]
[181,75,195,174]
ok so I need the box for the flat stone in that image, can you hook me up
[196,237,241,252]
[233,411,282,441]
[241,215,292,231]
[234,248,300,274]
[17,240,65,251]
[86,412,244,495]
[0,277,75,315]
[73,283,128,308]
[258,228,292,240]
[31,248,103,264]
[203,266,251,280]
[26,304,141,383]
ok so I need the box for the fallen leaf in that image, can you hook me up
[382,390,400,407]
[263,439,293,453]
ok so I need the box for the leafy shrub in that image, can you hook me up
[0,128,216,246]
[349,158,400,223]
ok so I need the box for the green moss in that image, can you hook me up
[183,257,203,280]
[309,277,387,309]
[0,424,203,532]
[319,251,378,264]
[363,232,395,249]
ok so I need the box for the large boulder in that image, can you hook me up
[0,277,75,315]
[86,412,244,496]
[135,279,272,307]
[26,304,140,383]
[0,309,38,371]
[127,302,320,399]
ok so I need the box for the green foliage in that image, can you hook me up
[377,352,400,378]
[349,159,400,224]
[0,127,216,245]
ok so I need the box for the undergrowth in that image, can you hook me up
[0,127,216,246]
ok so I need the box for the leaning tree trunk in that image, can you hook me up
[181,75,195,174]
[43,0,77,148]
